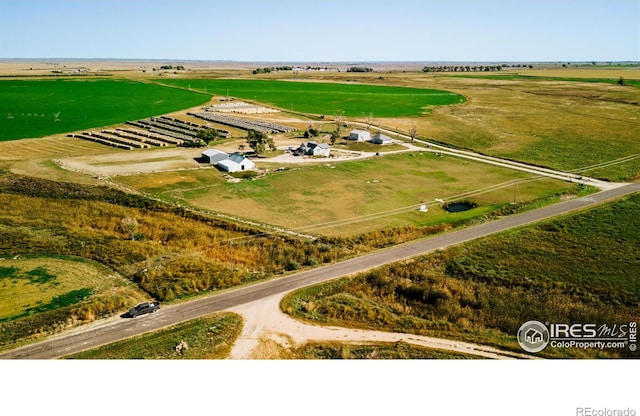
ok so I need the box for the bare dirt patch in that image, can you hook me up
[57,147,208,177]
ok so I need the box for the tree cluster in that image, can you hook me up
[157,65,185,70]
[304,125,319,138]
[252,66,293,74]
[347,67,374,73]
[196,128,220,146]
[422,64,534,72]
[246,129,275,155]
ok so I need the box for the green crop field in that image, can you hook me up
[0,78,210,141]
[154,78,465,117]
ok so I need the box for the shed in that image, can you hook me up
[349,129,370,142]
[217,152,256,172]
[201,149,229,164]
[371,132,393,145]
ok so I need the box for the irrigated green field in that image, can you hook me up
[0,78,210,141]
[154,78,466,117]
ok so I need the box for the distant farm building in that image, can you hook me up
[371,132,393,145]
[201,149,229,164]
[349,129,370,142]
[294,141,331,157]
[217,152,256,172]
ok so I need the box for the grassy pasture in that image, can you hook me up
[444,72,640,87]
[282,193,640,358]
[0,254,145,351]
[0,256,124,322]
[408,76,640,181]
[117,151,578,236]
[153,78,466,117]
[0,78,210,141]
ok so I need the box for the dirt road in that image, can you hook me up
[227,293,531,359]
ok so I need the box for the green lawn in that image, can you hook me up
[0,78,210,141]
[154,78,465,117]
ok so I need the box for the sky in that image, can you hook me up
[0,0,638,62]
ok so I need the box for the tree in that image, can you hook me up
[408,125,417,143]
[197,128,219,146]
[333,112,344,136]
[330,131,339,145]
[246,129,275,156]
[121,217,139,241]
[617,77,626,86]
[364,113,374,129]
[305,123,318,137]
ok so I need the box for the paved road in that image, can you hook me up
[2,182,639,359]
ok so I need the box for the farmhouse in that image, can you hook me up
[201,148,229,164]
[217,152,256,172]
[294,141,331,157]
[371,132,393,145]
[349,129,370,142]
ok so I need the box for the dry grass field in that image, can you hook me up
[0,256,136,322]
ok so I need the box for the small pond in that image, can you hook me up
[443,202,476,213]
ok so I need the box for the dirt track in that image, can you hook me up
[227,293,532,359]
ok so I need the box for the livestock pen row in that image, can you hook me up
[69,128,185,150]
[70,116,233,150]
[188,112,295,134]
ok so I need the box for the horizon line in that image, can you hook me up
[1,57,639,64]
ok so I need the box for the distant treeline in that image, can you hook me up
[422,64,533,72]
[347,67,374,73]
[252,66,294,74]
[155,65,185,71]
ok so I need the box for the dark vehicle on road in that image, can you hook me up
[128,301,160,318]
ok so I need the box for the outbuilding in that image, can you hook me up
[217,152,256,172]
[371,132,393,145]
[201,149,229,164]
[295,141,331,157]
[349,129,370,142]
